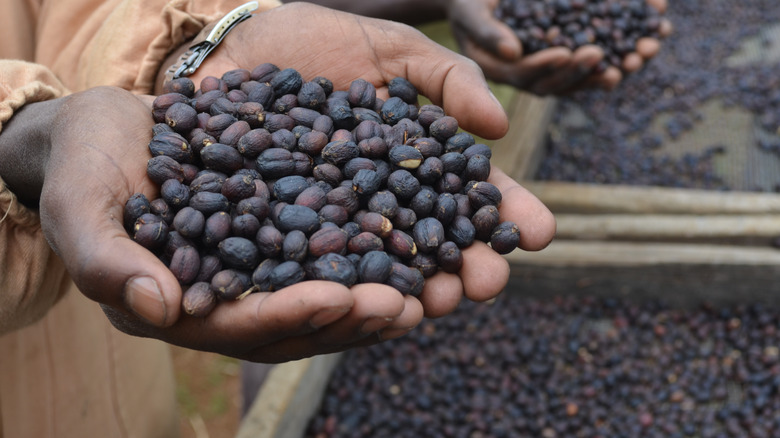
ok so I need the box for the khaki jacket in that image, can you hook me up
[0,1,280,437]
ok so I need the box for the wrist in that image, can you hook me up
[0,98,62,207]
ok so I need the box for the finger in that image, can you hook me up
[459,241,509,302]
[636,37,662,60]
[646,0,667,14]
[310,283,406,344]
[449,0,522,60]
[417,272,464,318]
[488,166,556,251]
[527,45,603,95]
[464,41,573,93]
[378,294,424,340]
[152,280,354,357]
[377,24,509,139]
[242,283,407,362]
[621,52,644,73]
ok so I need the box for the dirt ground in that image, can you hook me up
[171,346,243,438]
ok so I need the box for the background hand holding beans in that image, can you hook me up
[453,0,671,94]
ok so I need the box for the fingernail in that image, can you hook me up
[309,307,350,329]
[359,316,394,335]
[125,276,168,327]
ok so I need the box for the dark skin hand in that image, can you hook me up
[0,3,555,363]
[281,0,673,95]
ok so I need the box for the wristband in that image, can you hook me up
[163,1,259,84]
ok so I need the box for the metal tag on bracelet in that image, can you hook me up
[166,1,259,82]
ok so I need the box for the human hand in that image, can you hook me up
[447,0,672,94]
[22,86,551,363]
[160,2,509,140]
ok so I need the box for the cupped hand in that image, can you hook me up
[413,165,555,319]
[447,0,672,95]
[35,86,421,363]
[179,2,509,141]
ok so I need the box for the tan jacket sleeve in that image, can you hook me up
[0,61,70,335]
[6,0,282,94]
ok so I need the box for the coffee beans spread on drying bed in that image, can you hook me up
[536,1,780,191]
[494,0,665,71]
[307,295,780,438]
[124,65,520,317]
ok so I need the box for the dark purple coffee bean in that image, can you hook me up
[318,204,350,227]
[147,155,185,186]
[250,62,280,82]
[388,145,423,170]
[465,154,492,182]
[165,102,198,134]
[467,181,503,209]
[386,169,421,201]
[417,104,445,128]
[413,217,446,253]
[273,175,310,203]
[189,191,230,215]
[386,262,425,296]
[124,193,151,230]
[410,252,438,278]
[392,207,417,231]
[384,229,417,259]
[409,187,436,218]
[169,245,201,284]
[231,214,261,239]
[219,120,251,146]
[432,193,458,226]
[200,143,244,173]
[269,260,306,290]
[256,148,295,179]
[358,137,388,159]
[190,171,226,193]
[472,205,501,242]
[388,77,418,104]
[306,253,357,287]
[160,178,190,210]
[181,282,217,317]
[348,232,385,255]
[282,230,309,263]
[221,173,256,203]
[322,140,360,167]
[173,206,205,238]
[380,96,411,125]
[270,68,303,96]
[447,215,477,248]
[368,191,399,219]
[275,204,320,235]
[490,221,521,255]
[437,241,463,274]
[148,131,193,164]
[445,132,475,153]
[195,254,222,284]
[352,169,382,197]
[297,81,327,109]
[326,186,360,215]
[211,269,251,300]
[357,251,394,284]
[201,211,231,247]
[251,258,279,292]
[133,214,168,250]
[348,78,377,109]
[308,226,349,257]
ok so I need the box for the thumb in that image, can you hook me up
[40,189,182,328]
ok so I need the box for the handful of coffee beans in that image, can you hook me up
[494,0,665,71]
[124,64,521,317]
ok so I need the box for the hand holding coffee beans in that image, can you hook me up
[126,65,535,318]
